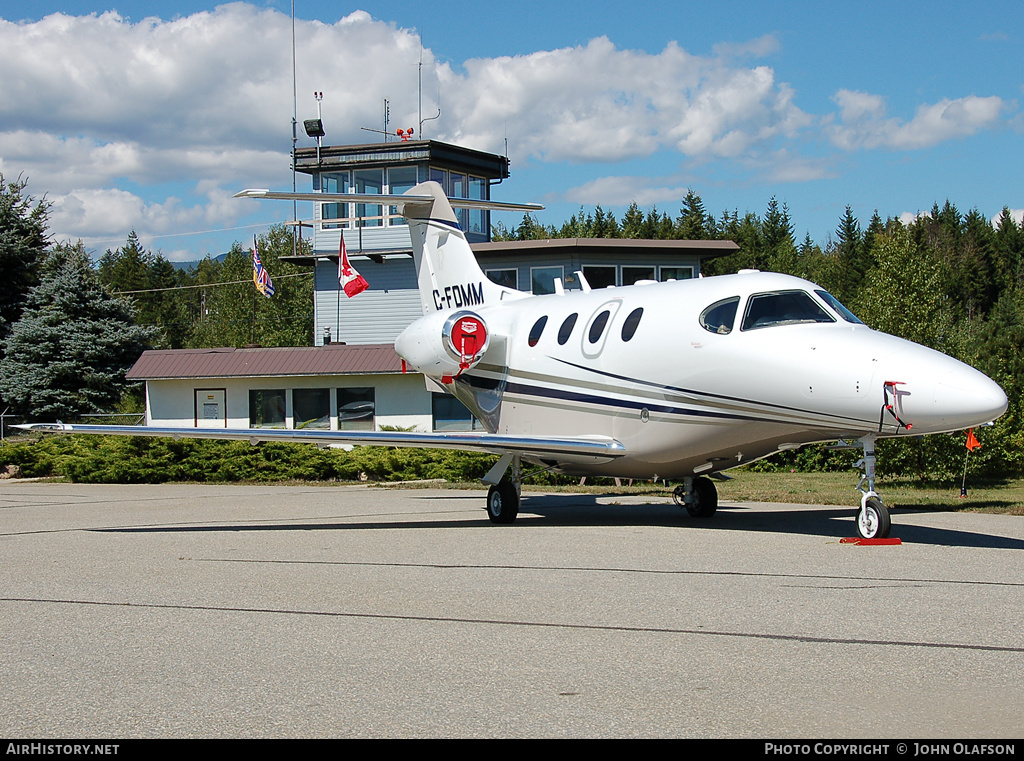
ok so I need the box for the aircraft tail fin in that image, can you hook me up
[401,181,526,314]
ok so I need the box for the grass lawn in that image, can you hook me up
[712,470,1024,514]
[510,470,1024,515]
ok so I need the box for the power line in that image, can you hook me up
[112,270,312,296]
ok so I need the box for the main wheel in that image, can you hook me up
[486,481,519,524]
[686,476,718,518]
[856,496,891,539]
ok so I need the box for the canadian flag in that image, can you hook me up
[338,234,369,298]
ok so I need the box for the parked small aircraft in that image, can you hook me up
[20,182,1008,538]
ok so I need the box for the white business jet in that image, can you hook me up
[20,182,1008,539]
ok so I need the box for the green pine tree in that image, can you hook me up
[0,242,155,420]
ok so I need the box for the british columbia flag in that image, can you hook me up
[252,235,275,298]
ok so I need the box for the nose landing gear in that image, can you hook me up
[854,435,891,539]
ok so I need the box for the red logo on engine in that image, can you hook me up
[451,316,487,360]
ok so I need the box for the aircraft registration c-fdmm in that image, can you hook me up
[21,182,1008,539]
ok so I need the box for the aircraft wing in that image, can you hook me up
[14,423,625,461]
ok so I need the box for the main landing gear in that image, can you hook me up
[853,434,891,539]
[486,480,520,524]
[485,454,521,524]
[673,476,718,518]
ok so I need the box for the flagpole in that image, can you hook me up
[342,235,346,346]
[960,450,970,497]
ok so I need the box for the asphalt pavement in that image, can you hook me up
[2,481,1023,738]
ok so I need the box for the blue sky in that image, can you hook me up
[1,1,1021,261]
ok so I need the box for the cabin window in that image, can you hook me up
[293,388,331,429]
[338,387,375,431]
[815,290,864,324]
[621,308,643,341]
[741,291,835,331]
[486,268,518,290]
[528,315,548,347]
[249,389,286,428]
[588,310,611,343]
[700,297,740,335]
[558,313,578,345]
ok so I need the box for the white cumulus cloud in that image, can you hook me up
[0,5,1013,255]
[826,89,1005,150]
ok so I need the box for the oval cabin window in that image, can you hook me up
[528,316,548,347]
[558,313,578,345]
[588,310,610,344]
[621,308,643,341]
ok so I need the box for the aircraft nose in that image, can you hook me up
[930,364,1008,430]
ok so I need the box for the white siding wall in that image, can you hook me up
[314,258,423,345]
[145,373,433,432]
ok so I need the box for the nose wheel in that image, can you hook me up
[857,496,891,539]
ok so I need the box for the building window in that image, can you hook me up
[622,266,655,285]
[293,388,330,429]
[449,172,468,230]
[660,266,693,281]
[319,171,350,229]
[486,268,518,290]
[249,389,286,429]
[354,168,383,227]
[582,265,616,289]
[432,393,481,431]
[468,175,487,235]
[531,266,564,295]
[387,166,419,225]
[338,387,375,431]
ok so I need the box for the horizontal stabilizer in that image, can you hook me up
[234,189,543,213]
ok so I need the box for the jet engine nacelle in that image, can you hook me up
[395,309,491,383]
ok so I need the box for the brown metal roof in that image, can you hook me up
[294,139,510,179]
[127,344,404,381]
[472,238,739,258]
[279,237,740,267]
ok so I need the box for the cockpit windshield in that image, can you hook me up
[741,290,835,331]
[815,290,864,324]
